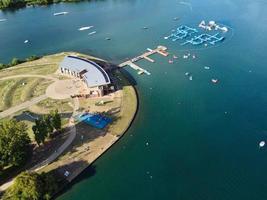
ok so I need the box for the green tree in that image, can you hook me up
[44,114,54,137]
[0,120,30,167]
[32,118,48,146]
[3,171,58,200]
[51,109,61,131]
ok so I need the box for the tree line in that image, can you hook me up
[0,55,40,70]
[0,0,82,9]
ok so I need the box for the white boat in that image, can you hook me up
[78,26,93,31]
[259,141,265,148]
[0,19,7,22]
[211,79,218,83]
[24,40,29,44]
[53,12,68,16]
[189,76,193,81]
[88,31,97,35]
[185,72,190,76]
[204,66,210,70]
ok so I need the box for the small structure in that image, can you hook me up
[59,56,111,97]
[76,113,112,129]
[199,20,228,32]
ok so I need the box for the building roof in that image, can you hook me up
[60,56,111,87]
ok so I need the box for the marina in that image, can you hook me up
[119,45,169,75]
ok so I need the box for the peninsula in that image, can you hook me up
[0,52,138,199]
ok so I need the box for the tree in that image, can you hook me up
[32,119,48,146]
[51,109,61,132]
[44,114,54,137]
[0,120,30,168]
[3,171,58,200]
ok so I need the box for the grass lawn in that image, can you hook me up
[0,78,52,110]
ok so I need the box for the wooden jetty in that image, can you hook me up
[119,45,169,75]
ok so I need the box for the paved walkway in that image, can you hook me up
[30,97,79,171]
[0,74,79,192]
[0,95,47,119]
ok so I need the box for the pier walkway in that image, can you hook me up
[119,45,169,75]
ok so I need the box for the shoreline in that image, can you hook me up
[53,68,139,198]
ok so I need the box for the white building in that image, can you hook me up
[59,56,111,97]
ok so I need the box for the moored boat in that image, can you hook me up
[53,12,68,16]
[88,31,97,35]
[79,26,93,31]
[211,79,218,83]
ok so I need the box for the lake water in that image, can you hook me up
[1,0,267,199]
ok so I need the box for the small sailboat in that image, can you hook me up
[88,31,96,35]
[164,36,169,40]
[168,60,174,64]
[185,72,190,76]
[204,66,210,70]
[173,17,179,21]
[259,141,265,148]
[78,26,93,31]
[211,79,218,83]
[0,19,7,22]
[24,40,29,44]
[53,12,68,16]
[173,55,178,59]
[105,37,111,40]
[143,26,148,30]
[189,75,193,81]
